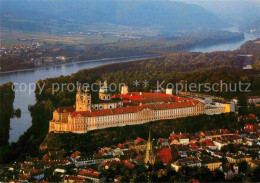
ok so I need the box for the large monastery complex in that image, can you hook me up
[49,81,233,133]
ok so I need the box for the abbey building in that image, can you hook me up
[49,81,232,133]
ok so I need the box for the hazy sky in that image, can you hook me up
[172,0,260,2]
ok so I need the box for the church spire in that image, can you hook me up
[144,126,155,165]
[148,126,151,142]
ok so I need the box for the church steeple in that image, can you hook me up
[144,126,155,165]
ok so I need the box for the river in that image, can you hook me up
[190,26,259,52]
[0,32,259,143]
[190,32,258,52]
[0,55,157,143]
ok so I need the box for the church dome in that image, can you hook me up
[99,80,111,94]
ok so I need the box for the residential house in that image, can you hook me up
[171,156,201,172]
[213,139,228,150]
[200,155,222,171]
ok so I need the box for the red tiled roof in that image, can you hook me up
[156,147,172,164]
[113,92,196,105]
[224,134,241,141]
[170,133,189,139]
[122,160,135,169]
[218,129,230,135]
[71,151,81,158]
[101,160,121,167]
[70,100,201,117]
[190,136,197,141]
[33,170,39,174]
[245,124,254,127]
[189,143,198,150]
[123,100,131,103]
[249,114,256,118]
[78,169,100,178]
[189,178,200,183]
[68,175,85,182]
[169,136,174,142]
[101,161,106,166]
[19,174,31,180]
[134,154,143,161]
[99,149,105,155]
[42,154,51,161]
[117,143,124,148]
[204,139,215,147]
[135,137,146,145]
[247,96,260,99]
[112,93,142,101]
[158,138,166,143]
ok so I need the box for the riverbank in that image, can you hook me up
[0,55,163,143]
[0,30,246,73]
[2,41,260,164]
[1,35,258,144]
[190,32,258,52]
[0,54,160,75]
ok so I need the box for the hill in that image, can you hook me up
[182,0,260,28]
[39,113,237,153]
[240,18,260,34]
[0,0,228,33]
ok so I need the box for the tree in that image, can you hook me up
[221,144,238,154]
[252,166,260,182]
[154,161,164,171]
[212,169,225,181]
[238,161,248,173]
[238,95,248,116]
[135,173,147,182]
[197,166,213,182]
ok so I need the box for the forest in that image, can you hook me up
[237,38,260,70]
[80,30,244,59]
[0,83,16,147]
[1,39,260,164]
[35,50,260,108]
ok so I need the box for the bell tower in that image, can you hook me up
[99,80,112,100]
[144,127,155,165]
[76,85,91,111]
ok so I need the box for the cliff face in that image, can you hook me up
[39,132,63,151]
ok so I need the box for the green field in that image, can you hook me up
[0,24,160,47]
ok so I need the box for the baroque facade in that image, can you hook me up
[49,81,230,133]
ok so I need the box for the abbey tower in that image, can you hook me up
[76,86,92,111]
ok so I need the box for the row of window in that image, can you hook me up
[91,102,123,110]
[62,106,204,131]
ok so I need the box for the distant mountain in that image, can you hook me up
[241,18,260,34]
[0,0,228,33]
[180,0,260,28]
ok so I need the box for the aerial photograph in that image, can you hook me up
[0,0,260,182]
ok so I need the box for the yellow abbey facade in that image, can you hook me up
[49,82,231,133]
